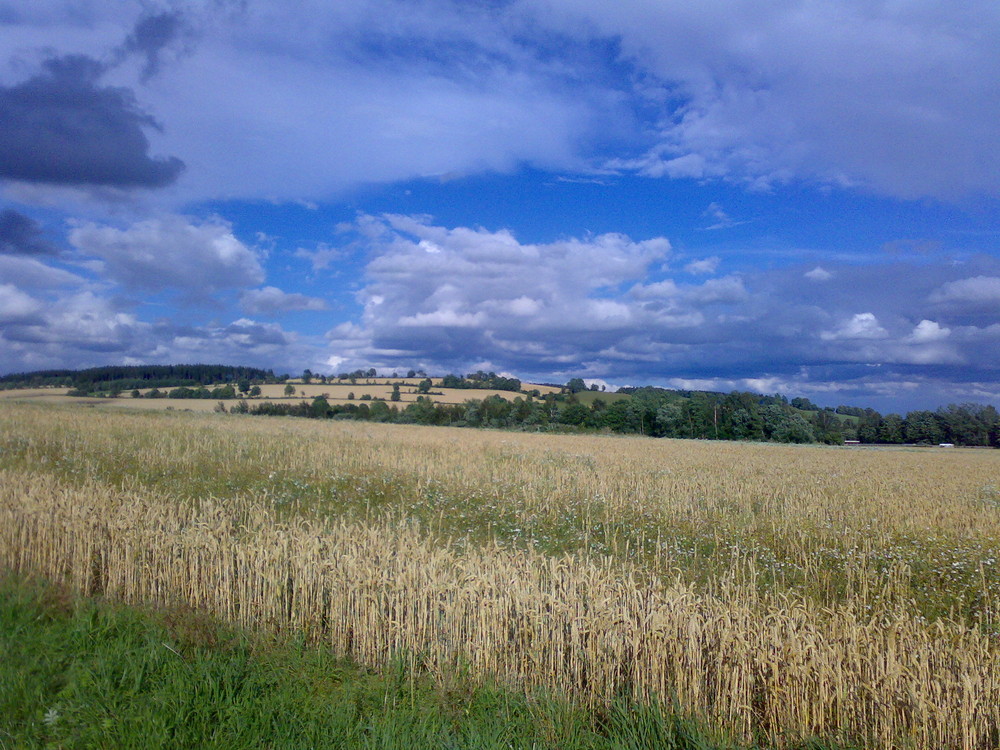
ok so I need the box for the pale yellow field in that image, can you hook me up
[253,382,536,403]
[0,386,71,398]
[3,400,1000,748]
[0,380,551,409]
[289,376,563,395]
[101,398,224,411]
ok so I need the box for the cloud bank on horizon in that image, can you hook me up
[1,0,999,411]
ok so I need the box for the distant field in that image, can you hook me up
[3,400,1000,748]
[0,379,560,410]
[252,382,547,404]
[571,388,631,405]
[0,387,71,399]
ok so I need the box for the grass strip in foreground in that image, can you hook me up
[0,574,824,750]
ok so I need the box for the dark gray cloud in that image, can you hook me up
[0,209,56,255]
[3,2,999,202]
[120,11,188,81]
[0,54,184,188]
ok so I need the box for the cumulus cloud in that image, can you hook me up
[685,275,747,304]
[0,253,87,289]
[160,318,303,370]
[805,266,833,282]
[820,313,889,341]
[398,309,486,328]
[684,256,720,275]
[325,215,766,374]
[929,275,1000,305]
[0,284,43,322]
[68,215,264,295]
[313,216,999,398]
[294,244,343,272]
[1,291,150,354]
[0,292,306,374]
[906,319,951,344]
[240,286,327,314]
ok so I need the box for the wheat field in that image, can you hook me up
[2,400,1000,748]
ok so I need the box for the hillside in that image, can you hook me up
[2,365,997,447]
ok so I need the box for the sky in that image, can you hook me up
[1,1,999,413]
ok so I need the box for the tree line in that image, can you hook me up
[227,387,999,447]
[2,364,279,392]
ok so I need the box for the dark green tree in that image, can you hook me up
[904,411,944,444]
[559,402,591,426]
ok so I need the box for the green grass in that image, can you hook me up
[571,390,632,406]
[2,574,785,750]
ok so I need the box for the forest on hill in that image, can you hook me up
[0,364,279,392]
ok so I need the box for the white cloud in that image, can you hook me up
[167,318,301,364]
[398,309,486,328]
[323,215,759,373]
[0,284,42,321]
[906,319,950,344]
[47,293,148,345]
[699,203,744,231]
[240,286,327,314]
[0,254,87,289]
[888,343,961,366]
[805,266,833,282]
[929,275,1000,304]
[0,291,151,356]
[685,275,747,304]
[630,279,680,300]
[684,256,720,275]
[68,215,264,295]
[820,312,888,341]
[125,3,612,202]
[294,243,343,272]
[498,296,544,316]
[529,0,1000,199]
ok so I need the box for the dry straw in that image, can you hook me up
[4,401,1000,747]
[4,463,1000,749]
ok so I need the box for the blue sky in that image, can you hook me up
[1,1,999,412]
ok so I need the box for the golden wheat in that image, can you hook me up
[3,401,1000,748]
